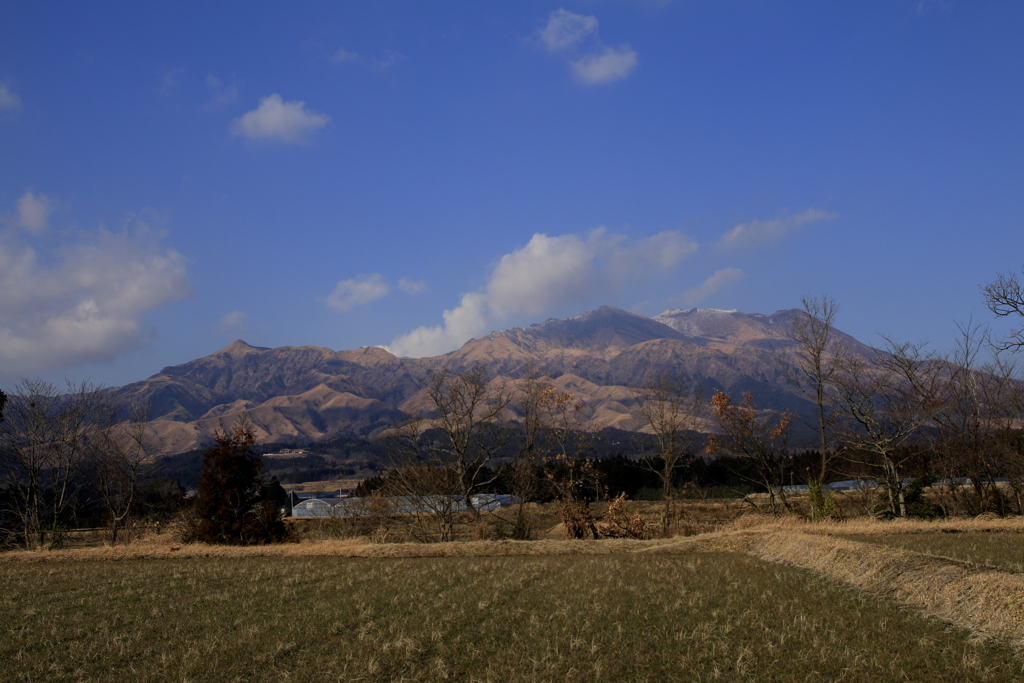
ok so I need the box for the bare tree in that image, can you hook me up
[832,339,944,518]
[380,415,463,542]
[379,364,512,541]
[0,379,116,549]
[929,320,1022,515]
[93,402,153,545]
[706,390,794,515]
[506,374,602,539]
[633,372,704,536]
[982,267,1024,351]
[782,296,844,488]
[539,388,600,539]
[420,365,512,516]
[504,373,553,539]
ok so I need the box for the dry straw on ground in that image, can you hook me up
[9,512,1024,652]
[0,530,684,563]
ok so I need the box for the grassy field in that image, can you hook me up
[3,551,1023,682]
[850,532,1024,573]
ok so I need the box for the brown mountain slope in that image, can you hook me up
[116,306,861,454]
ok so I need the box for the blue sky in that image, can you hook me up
[1,1,1022,388]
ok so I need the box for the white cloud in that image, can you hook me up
[324,274,426,312]
[205,74,239,109]
[326,274,390,312]
[385,292,490,359]
[716,208,838,251]
[536,9,638,85]
[386,229,698,357]
[0,82,21,113]
[398,278,427,295]
[570,44,638,85]
[0,212,191,375]
[229,94,330,144]
[680,268,745,306]
[218,310,247,334]
[14,191,51,233]
[539,9,598,52]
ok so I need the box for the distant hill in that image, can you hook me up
[114,306,876,455]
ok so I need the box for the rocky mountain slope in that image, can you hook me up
[115,306,874,455]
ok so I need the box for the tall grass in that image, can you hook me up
[2,553,1021,681]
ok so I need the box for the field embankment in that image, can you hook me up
[748,529,1024,647]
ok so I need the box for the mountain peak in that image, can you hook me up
[215,340,270,356]
[657,307,740,317]
[565,305,650,323]
[653,307,803,343]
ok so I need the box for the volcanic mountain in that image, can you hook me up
[115,306,875,455]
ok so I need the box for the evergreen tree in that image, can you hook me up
[192,418,287,544]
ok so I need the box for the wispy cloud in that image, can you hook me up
[157,68,184,96]
[386,229,697,357]
[333,46,361,64]
[229,94,330,144]
[914,0,953,17]
[205,74,239,110]
[0,202,191,374]
[0,81,22,113]
[716,208,838,251]
[398,278,427,295]
[331,46,404,72]
[538,9,598,52]
[217,310,248,334]
[326,274,390,312]
[680,268,745,306]
[13,191,51,233]
[325,273,426,312]
[536,9,638,86]
[570,44,638,85]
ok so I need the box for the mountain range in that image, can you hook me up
[114,306,876,455]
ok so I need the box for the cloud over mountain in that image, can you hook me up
[386,229,697,357]
[326,274,390,312]
[717,208,837,251]
[681,268,745,306]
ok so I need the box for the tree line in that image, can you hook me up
[0,380,188,549]
[368,266,1024,537]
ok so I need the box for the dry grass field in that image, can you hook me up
[5,508,1024,681]
[3,551,1023,682]
[849,532,1024,573]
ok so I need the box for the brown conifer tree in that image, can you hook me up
[192,417,287,544]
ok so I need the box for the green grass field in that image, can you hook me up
[3,552,1022,682]
[850,532,1024,573]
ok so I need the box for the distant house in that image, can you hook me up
[285,493,520,518]
[291,498,344,518]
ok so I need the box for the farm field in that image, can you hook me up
[3,550,1023,682]
[849,532,1024,573]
